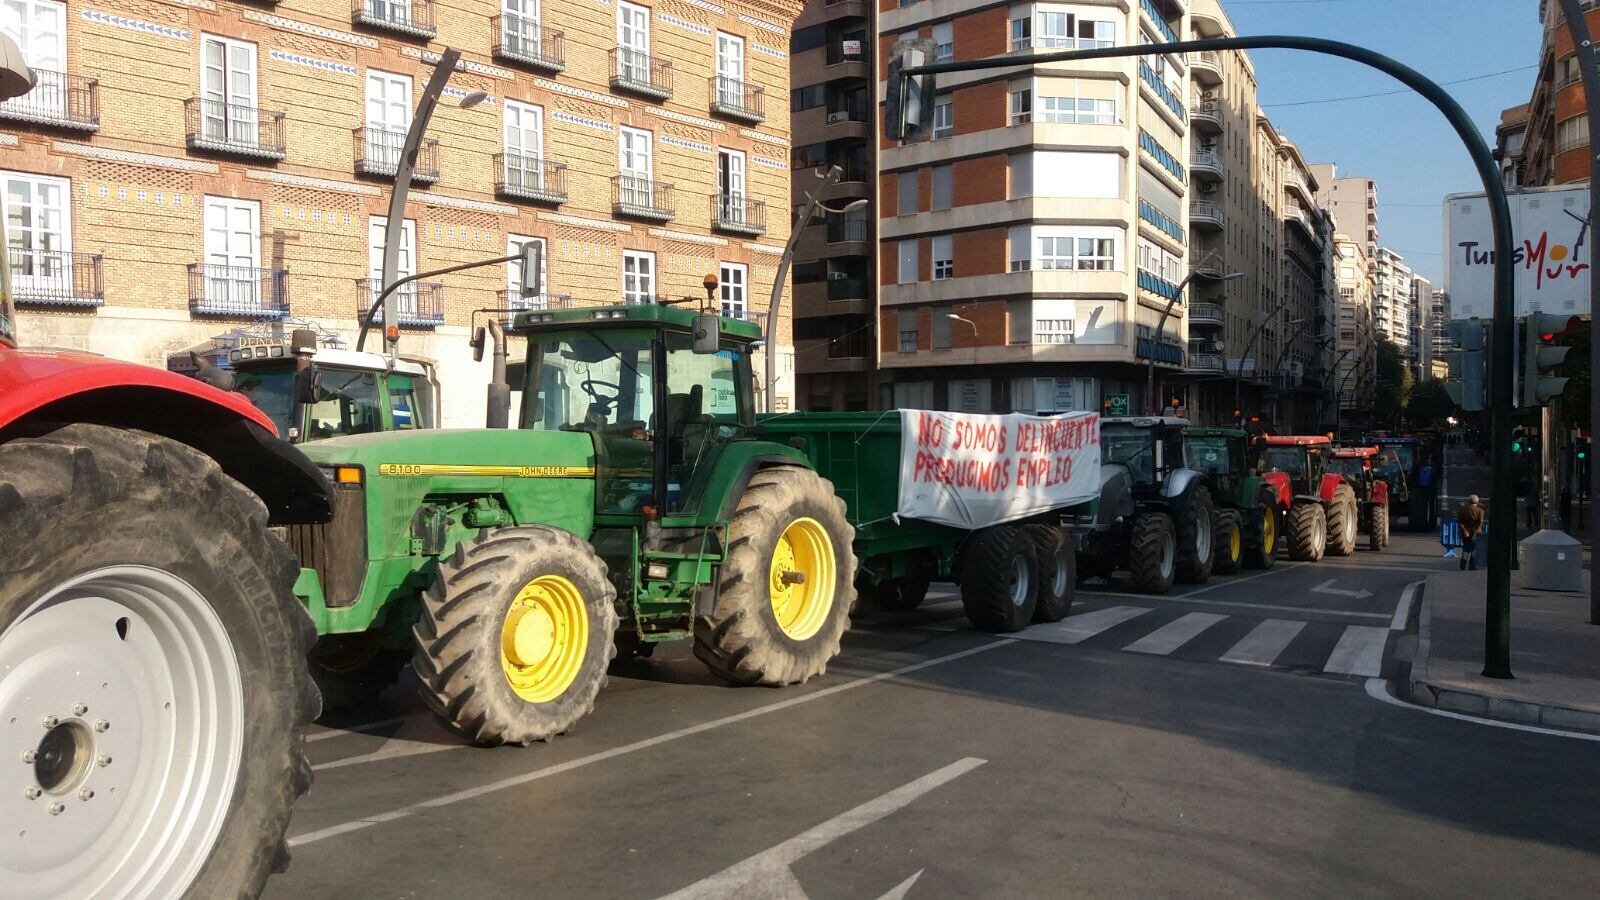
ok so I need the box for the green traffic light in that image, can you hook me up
[1513,441,1522,452]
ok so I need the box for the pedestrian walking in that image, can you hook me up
[1457,494,1485,571]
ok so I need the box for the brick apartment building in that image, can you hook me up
[1,0,802,423]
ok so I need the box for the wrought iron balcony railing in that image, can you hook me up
[354,127,439,182]
[184,98,286,159]
[711,193,765,235]
[9,249,104,307]
[356,278,444,327]
[495,289,574,324]
[612,175,674,221]
[492,14,565,72]
[0,69,98,131]
[494,152,567,204]
[352,0,435,38]
[610,47,672,100]
[826,277,869,301]
[826,219,870,243]
[188,264,290,318]
[709,75,764,123]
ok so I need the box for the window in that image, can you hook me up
[368,216,416,314]
[617,0,649,54]
[792,84,825,110]
[623,249,655,303]
[719,262,747,318]
[507,235,548,307]
[1339,266,1356,280]
[502,0,542,56]
[897,171,918,215]
[365,70,413,169]
[931,165,952,210]
[1037,235,1113,271]
[199,35,258,147]
[716,31,744,107]
[503,99,544,190]
[898,310,918,352]
[933,22,952,62]
[1009,152,1032,199]
[1,0,64,114]
[932,235,953,280]
[717,148,747,222]
[1039,94,1115,124]
[1026,10,1114,51]
[619,126,653,206]
[932,96,952,139]
[1340,328,1356,341]
[199,196,261,308]
[1009,89,1031,125]
[1557,114,1588,153]
[1035,318,1074,344]
[897,240,918,284]
[3,171,70,296]
[1009,14,1030,52]
[791,142,827,170]
[932,306,952,348]
[892,380,933,408]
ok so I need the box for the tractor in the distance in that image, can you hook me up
[1373,436,1439,531]
[1328,446,1391,552]
[1255,435,1359,561]
[1182,426,1281,571]
[1079,417,1214,593]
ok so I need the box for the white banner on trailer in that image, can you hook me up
[1445,186,1591,319]
[896,409,1101,530]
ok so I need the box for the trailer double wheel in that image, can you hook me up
[959,523,1077,633]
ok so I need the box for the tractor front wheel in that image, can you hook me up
[694,467,856,684]
[1175,485,1216,584]
[1128,513,1177,594]
[1369,503,1390,552]
[1326,485,1359,557]
[1214,510,1244,575]
[414,525,618,745]
[1244,500,1279,570]
[1287,501,1327,561]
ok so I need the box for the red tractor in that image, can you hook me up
[1329,446,1391,552]
[1254,435,1360,561]
[0,40,331,897]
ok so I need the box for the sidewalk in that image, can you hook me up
[1402,568,1600,734]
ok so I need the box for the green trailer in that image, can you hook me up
[758,412,1093,633]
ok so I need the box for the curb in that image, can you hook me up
[1397,575,1600,736]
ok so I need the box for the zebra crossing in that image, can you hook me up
[901,595,1400,679]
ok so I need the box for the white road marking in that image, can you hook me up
[1074,590,1391,621]
[1365,678,1600,743]
[1169,561,1309,596]
[875,870,924,900]
[1017,606,1150,645]
[1391,580,1423,630]
[1219,618,1307,667]
[1311,578,1374,600]
[313,715,463,771]
[1323,625,1390,677]
[655,758,984,899]
[306,716,412,743]
[288,640,1015,848]
[1122,612,1227,656]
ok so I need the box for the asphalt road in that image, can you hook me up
[269,527,1600,899]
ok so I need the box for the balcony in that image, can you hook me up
[1190,200,1224,231]
[356,279,444,327]
[711,193,766,236]
[9,249,103,308]
[1189,303,1225,329]
[1191,50,1223,87]
[1138,60,1186,123]
[1187,351,1226,374]
[1139,199,1186,244]
[826,277,869,301]
[1137,268,1182,303]
[0,69,98,131]
[709,76,764,124]
[1190,148,1224,182]
[1286,205,1317,241]
[1136,336,1184,366]
[352,0,435,39]
[1283,166,1313,203]
[188,264,289,319]
[492,15,564,73]
[1139,0,1180,44]
[354,127,439,183]
[496,289,574,325]
[183,99,286,160]
[826,219,870,244]
[1191,98,1222,133]
[611,48,672,101]
[494,152,567,204]
[613,175,674,221]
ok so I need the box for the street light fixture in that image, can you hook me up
[1145,268,1243,413]
[1234,300,1290,414]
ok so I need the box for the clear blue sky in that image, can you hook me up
[1228,0,1545,284]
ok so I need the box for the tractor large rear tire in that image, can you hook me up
[309,632,410,713]
[694,467,856,685]
[1213,509,1244,575]
[0,423,317,898]
[1326,485,1359,557]
[1174,485,1216,584]
[1287,501,1326,561]
[414,525,618,745]
[1369,503,1390,552]
[1243,497,1279,570]
[960,525,1039,632]
[1128,513,1177,594]
[1026,524,1076,623]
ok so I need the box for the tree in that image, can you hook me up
[1406,378,1454,426]
[1373,340,1413,428]
[1558,319,1590,433]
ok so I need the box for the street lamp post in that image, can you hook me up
[764,165,868,412]
[947,313,978,363]
[1334,345,1371,438]
[1146,269,1243,413]
[1234,301,1289,415]
[1268,318,1309,427]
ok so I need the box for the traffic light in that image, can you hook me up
[885,40,936,142]
[1442,318,1486,411]
[1520,313,1578,407]
[1577,437,1592,499]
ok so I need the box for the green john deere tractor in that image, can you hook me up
[289,304,857,738]
[1181,426,1280,572]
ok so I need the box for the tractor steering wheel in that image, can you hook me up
[580,378,623,413]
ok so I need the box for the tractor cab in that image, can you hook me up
[1182,426,1250,499]
[513,303,761,522]
[1327,446,1375,482]
[228,343,437,442]
[1100,416,1190,495]
[1373,436,1431,488]
[1256,434,1331,494]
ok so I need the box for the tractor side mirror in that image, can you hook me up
[470,325,487,363]
[692,314,720,355]
[295,368,322,404]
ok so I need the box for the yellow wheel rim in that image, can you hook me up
[1229,522,1242,560]
[769,517,837,641]
[500,575,590,704]
[1262,509,1277,553]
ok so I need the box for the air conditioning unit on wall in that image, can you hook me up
[827,111,849,124]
